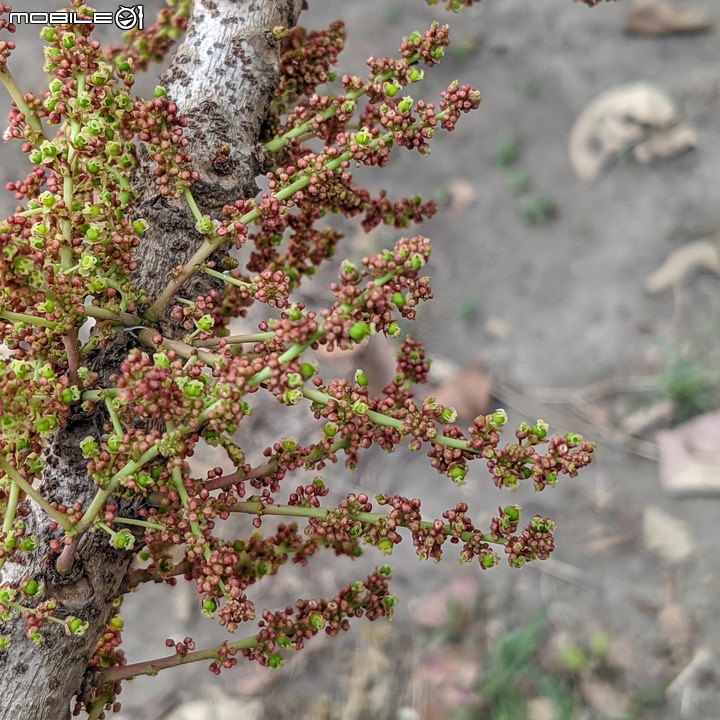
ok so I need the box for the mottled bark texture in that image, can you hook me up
[0,1,302,718]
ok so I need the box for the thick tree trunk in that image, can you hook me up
[0,1,302,718]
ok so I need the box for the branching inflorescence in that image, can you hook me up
[0,1,595,717]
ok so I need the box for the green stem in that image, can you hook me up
[73,446,160,534]
[99,634,260,683]
[0,67,46,139]
[264,53,421,154]
[228,499,497,546]
[144,101,446,323]
[86,691,113,720]
[83,305,145,326]
[0,310,58,329]
[203,266,252,288]
[301,387,476,453]
[196,331,275,347]
[0,456,73,532]
[113,516,166,531]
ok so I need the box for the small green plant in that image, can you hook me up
[493,136,521,168]
[520,194,559,225]
[655,355,720,425]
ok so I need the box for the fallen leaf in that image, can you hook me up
[624,0,713,35]
[633,123,697,164]
[568,83,692,181]
[657,602,693,656]
[620,399,675,435]
[657,411,720,495]
[642,505,695,563]
[645,240,720,294]
[579,678,631,718]
[432,364,492,421]
[446,178,477,213]
[527,697,557,720]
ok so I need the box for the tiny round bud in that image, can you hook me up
[348,321,371,343]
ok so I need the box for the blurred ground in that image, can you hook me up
[3,1,720,719]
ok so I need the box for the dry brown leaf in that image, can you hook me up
[657,411,720,495]
[446,178,477,213]
[568,84,691,181]
[579,678,631,718]
[633,123,697,164]
[432,364,492,421]
[620,399,675,435]
[657,602,693,656]
[642,505,695,563]
[624,0,713,35]
[645,240,720,295]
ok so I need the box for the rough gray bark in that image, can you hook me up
[0,1,302,718]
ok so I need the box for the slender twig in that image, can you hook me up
[0,456,73,532]
[99,634,260,683]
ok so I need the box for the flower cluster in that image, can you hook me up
[0,5,597,717]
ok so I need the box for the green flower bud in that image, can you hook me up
[377,538,394,555]
[22,580,40,596]
[502,474,518,490]
[29,149,43,165]
[195,216,214,234]
[341,99,355,113]
[276,634,292,649]
[529,420,549,440]
[545,472,557,486]
[60,388,79,404]
[132,218,148,234]
[398,96,414,113]
[153,86,167,98]
[41,27,58,42]
[88,276,107,293]
[267,653,284,668]
[202,598,217,615]
[503,505,520,521]
[40,141,57,158]
[281,437,298,452]
[299,362,315,379]
[0,587,16,603]
[387,322,401,337]
[440,407,457,423]
[410,253,424,270]
[153,352,170,368]
[283,388,303,405]
[352,400,368,416]
[86,160,100,174]
[309,613,326,629]
[66,618,88,636]
[110,529,135,550]
[28,630,44,645]
[182,379,205,398]
[323,422,337,439]
[379,565,392,576]
[109,616,124,630]
[354,369,368,387]
[384,81,399,97]
[106,434,121,452]
[355,127,372,146]
[407,68,424,83]
[196,315,214,331]
[481,552,497,568]
[391,292,405,308]
[20,536,38,553]
[0,635,11,651]
[449,464,467,484]
[565,432,582,446]
[348,321,371,342]
[61,33,75,49]
[76,92,91,109]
